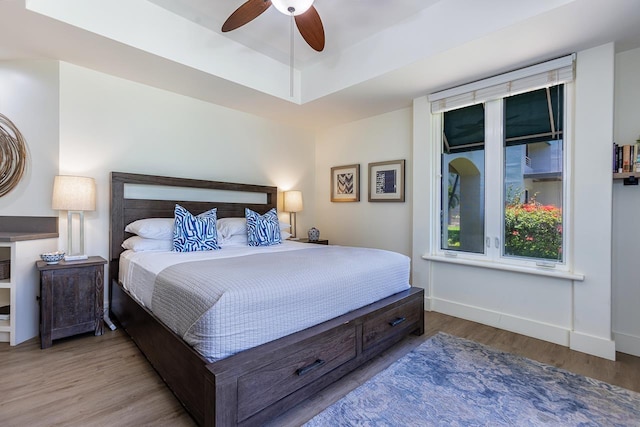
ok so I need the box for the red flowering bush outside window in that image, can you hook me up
[504,201,562,261]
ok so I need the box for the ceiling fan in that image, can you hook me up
[222,0,325,52]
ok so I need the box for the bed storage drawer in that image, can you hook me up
[362,297,423,351]
[236,323,356,422]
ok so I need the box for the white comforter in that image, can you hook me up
[119,241,410,361]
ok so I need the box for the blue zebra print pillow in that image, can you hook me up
[173,205,220,252]
[245,208,282,246]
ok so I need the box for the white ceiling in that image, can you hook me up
[146,0,442,67]
[1,0,640,130]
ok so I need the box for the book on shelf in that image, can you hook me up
[613,143,640,173]
[0,305,9,321]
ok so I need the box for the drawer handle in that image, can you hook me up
[296,359,326,376]
[388,317,406,327]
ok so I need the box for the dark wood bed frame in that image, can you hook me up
[109,172,424,426]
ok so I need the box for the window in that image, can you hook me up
[430,55,574,269]
[441,104,485,254]
[503,86,564,261]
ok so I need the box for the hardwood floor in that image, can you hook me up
[1,312,638,426]
[0,329,194,427]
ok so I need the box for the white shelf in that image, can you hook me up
[0,238,57,345]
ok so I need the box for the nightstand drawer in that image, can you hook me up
[237,323,356,422]
[362,297,423,351]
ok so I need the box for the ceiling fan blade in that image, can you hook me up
[295,6,325,51]
[222,0,272,32]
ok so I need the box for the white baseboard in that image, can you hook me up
[430,297,569,347]
[570,331,616,361]
[613,331,640,357]
[425,295,434,311]
[428,297,620,360]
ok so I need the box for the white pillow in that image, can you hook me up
[125,218,174,240]
[217,217,291,238]
[122,236,172,252]
[217,217,247,239]
[219,233,248,247]
[219,230,291,247]
[279,221,291,230]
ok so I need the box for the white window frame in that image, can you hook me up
[424,56,584,281]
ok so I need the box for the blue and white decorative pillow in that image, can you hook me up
[245,208,281,246]
[173,205,220,252]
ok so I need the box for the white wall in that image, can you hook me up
[410,43,616,360]
[57,62,316,265]
[0,60,316,318]
[0,60,59,215]
[612,46,640,357]
[315,108,412,256]
[1,45,632,360]
[571,43,615,358]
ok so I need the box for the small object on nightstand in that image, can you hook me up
[40,251,65,265]
[308,227,320,242]
[36,256,107,349]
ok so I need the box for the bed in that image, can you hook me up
[109,172,424,426]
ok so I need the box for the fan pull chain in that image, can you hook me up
[289,9,294,97]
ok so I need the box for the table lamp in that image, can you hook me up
[52,175,96,261]
[283,190,303,239]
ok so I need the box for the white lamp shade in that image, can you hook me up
[52,175,96,211]
[284,190,303,212]
[271,0,314,16]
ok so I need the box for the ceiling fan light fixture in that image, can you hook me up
[271,0,314,16]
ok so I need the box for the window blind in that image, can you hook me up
[429,54,575,114]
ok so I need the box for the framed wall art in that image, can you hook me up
[368,159,405,202]
[331,164,360,202]
[0,113,28,198]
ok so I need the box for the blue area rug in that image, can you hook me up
[304,333,640,426]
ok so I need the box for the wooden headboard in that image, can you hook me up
[109,172,278,283]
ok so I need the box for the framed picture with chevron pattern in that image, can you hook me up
[368,159,405,202]
[331,164,360,202]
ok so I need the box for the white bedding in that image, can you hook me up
[120,241,311,309]
[119,241,410,361]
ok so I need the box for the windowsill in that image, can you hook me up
[422,254,585,281]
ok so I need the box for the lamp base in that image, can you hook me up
[64,254,89,261]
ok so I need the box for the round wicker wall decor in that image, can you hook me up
[0,113,29,197]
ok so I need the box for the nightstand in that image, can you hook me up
[36,256,107,349]
[298,238,329,245]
